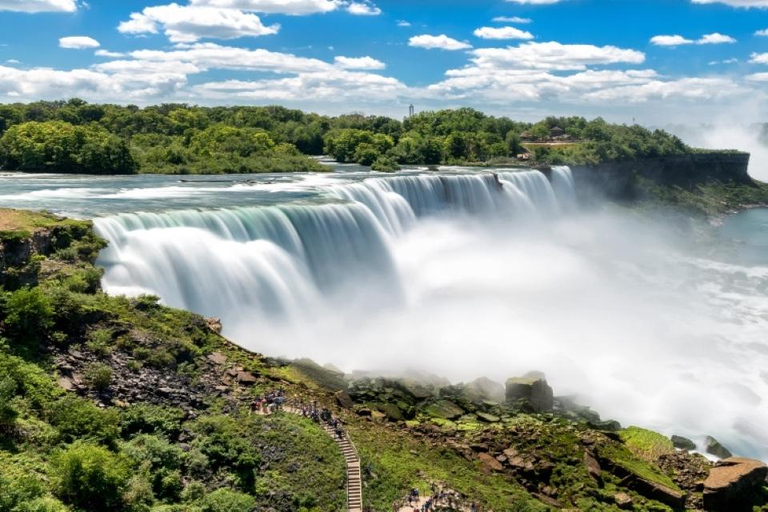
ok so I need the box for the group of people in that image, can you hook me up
[395,484,479,512]
[297,400,347,439]
[249,388,285,415]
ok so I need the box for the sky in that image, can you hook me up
[0,0,767,123]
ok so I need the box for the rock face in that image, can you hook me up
[505,372,553,413]
[671,435,696,451]
[703,457,768,512]
[705,436,733,459]
[425,400,464,420]
[465,377,505,403]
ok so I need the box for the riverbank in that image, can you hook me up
[1,210,767,511]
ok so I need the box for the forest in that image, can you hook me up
[0,99,691,174]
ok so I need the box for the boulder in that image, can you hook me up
[465,377,505,403]
[614,492,632,509]
[477,452,503,471]
[205,318,222,334]
[334,390,354,410]
[671,435,696,451]
[505,372,554,413]
[425,400,464,420]
[703,457,768,512]
[376,403,404,422]
[235,371,258,385]
[625,477,686,510]
[207,352,227,365]
[584,452,602,481]
[705,436,733,459]
[476,412,500,423]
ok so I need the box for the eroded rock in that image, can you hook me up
[705,436,733,459]
[505,371,554,413]
[703,457,768,512]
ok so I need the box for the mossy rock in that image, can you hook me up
[376,403,404,422]
[477,412,500,423]
[425,400,464,420]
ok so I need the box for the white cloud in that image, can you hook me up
[346,1,380,15]
[397,20,411,27]
[0,0,76,12]
[698,32,737,44]
[751,52,768,64]
[189,0,340,14]
[691,0,768,7]
[757,28,768,36]
[650,35,694,46]
[118,4,280,43]
[746,72,768,81]
[474,26,534,40]
[492,16,532,23]
[95,49,126,58]
[59,36,100,49]
[584,77,748,102]
[469,41,645,71]
[334,55,385,70]
[5,59,20,64]
[408,34,472,51]
[651,33,736,46]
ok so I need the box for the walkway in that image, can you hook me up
[261,405,363,512]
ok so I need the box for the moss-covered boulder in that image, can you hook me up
[425,400,464,420]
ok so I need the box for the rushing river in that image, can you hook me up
[1,166,767,462]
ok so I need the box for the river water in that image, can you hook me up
[1,167,767,462]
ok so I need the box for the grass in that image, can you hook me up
[639,179,768,217]
[349,420,547,512]
[619,426,675,462]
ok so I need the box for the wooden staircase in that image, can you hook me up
[275,406,363,512]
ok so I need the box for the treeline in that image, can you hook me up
[0,99,690,174]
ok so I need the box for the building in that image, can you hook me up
[549,126,565,139]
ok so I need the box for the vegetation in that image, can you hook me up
[0,99,697,174]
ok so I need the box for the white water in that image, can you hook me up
[90,166,768,462]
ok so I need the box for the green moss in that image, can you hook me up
[619,426,674,462]
[597,443,680,492]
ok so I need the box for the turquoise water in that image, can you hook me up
[720,208,768,266]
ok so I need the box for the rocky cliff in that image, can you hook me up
[570,151,753,202]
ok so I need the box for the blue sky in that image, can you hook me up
[0,0,767,123]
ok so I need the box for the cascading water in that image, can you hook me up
[95,169,572,322]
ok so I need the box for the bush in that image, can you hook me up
[83,363,113,392]
[122,435,184,500]
[51,442,132,511]
[120,404,185,440]
[0,471,45,511]
[14,497,70,512]
[2,287,54,342]
[47,396,120,447]
[200,489,256,512]
[371,156,400,172]
[86,329,113,357]
[0,376,19,430]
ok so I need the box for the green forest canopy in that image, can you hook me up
[0,99,691,175]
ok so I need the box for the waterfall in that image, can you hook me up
[551,166,578,211]
[95,168,577,325]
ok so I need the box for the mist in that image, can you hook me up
[670,120,768,182]
[216,209,768,461]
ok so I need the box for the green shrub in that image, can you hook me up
[122,435,184,500]
[0,351,60,411]
[120,405,185,439]
[2,287,54,343]
[83,363,113,392]
[0,376,19,430]
[0,471,45,511]
[47,396,120,447]
[51,442,132,511]
[14,497,71,512]
[122,474,155,512]
[86,329,114,357]
[200,488,256,512]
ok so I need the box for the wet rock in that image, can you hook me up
[705,436,733,459]
[505,371,553,413]
[703,457,768,512]
[425,400,464,420]
[334,390,354,410]
[672,435,696,451]
[477,452,503,472]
